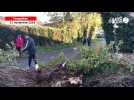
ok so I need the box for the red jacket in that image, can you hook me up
[15,36,24,48]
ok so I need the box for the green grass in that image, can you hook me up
[37,43,75,53]
[37,38,102,53]
[92,38,102,43]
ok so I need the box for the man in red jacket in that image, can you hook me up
[15,34,24,57]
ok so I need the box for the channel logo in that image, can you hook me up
[0,16,37,25]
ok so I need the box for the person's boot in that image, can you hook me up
[19,52,22,57]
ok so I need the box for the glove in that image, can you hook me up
[35,64,39,70]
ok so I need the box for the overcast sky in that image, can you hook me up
[0,12,50,23]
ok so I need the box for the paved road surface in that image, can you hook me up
[16,47,81,69]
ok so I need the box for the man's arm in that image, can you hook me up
[22,40,29,52]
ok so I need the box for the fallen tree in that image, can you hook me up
[0,65,82,87]
[0,61,134,87]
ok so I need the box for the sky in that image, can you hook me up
[0,12,50,23]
